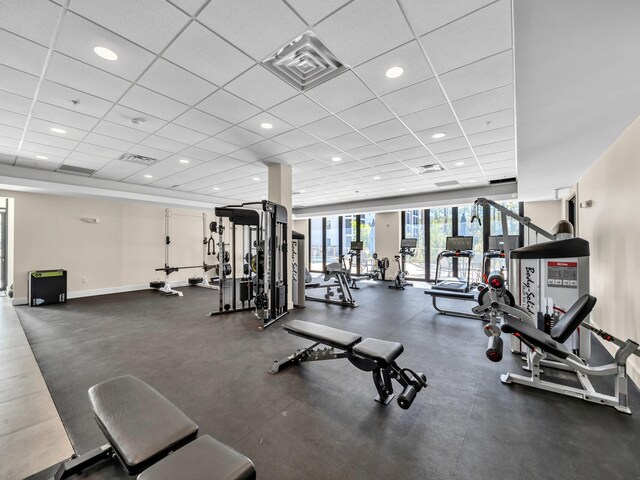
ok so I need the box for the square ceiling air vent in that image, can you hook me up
[119,153,157,166]
[434,180,459,187]
[415,163,444,174]
[58,164,96,176]
[262,31,346,91]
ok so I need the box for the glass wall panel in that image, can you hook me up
[325,215,340,265]
[341,214,357,272]
[310,217,323,271]
[404,209,426,279]
[489,201,520,236]
[457,204,484,284]
[429,207,453,281]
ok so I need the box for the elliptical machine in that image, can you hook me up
[389,238,417,290]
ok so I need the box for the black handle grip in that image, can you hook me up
[486,335,503,362]
[397,385,417,410]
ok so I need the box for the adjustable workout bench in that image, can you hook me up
[53,375,255,479]
[270,320,428,409]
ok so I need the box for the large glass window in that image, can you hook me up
[489,201,520,236]
[325,215,340,265]
[404,209,426,279]
[457,204,484,284]
[429,207,453,281]
[341,214,357,272]
[309,217,323,272]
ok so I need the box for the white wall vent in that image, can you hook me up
[58,164,96,176]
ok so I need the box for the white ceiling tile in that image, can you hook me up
[169,0,208,15]
[266,151,312,165]
[0,124,25,139]
[377,134,422,152]
[93,120,148,143]
[354,40,434,96]
[477,151,513,164]
[392,145,429,161]
[128,144,172,161]
[93,160,146,181]
[224,65,298,110]
[214,126,264,147]
[28,118,87,141]
[238,113,293,138]
[83,132,134,152]
[138,58,218,106]
[360,118,409,142]
[315,0,414,67]
[247,140,291,158]
[363,154,396,167]
[75,141,121,159]
[461,108,514,135]
[347,143,385,160]
[56,13,155,81]
[452,84,514,121]
[300,116,352,140]
[0,91,31,115]
[16,157,60,171]
[286,0,350,25]
[402,155,435,167]
[0,65,38,98]
[38,81,113,118]
[0,142,18,156]
[337,99,394,130]
[401,103,456,133]
[32,102,100,130]
[398,0,494,36]
[435,148,476,162]
[197,89,261,125]
[156,123,208,145]
[198,0,307,61]
[439,50,513,101]
[196,137,240,155]
[298,142,337,158]
[119,85,189,121]
[103,105,167,133]
[268,95,329,127]
[0,0,62,46]
[0,30,48,76]
[163,22,254,85]
[21,142,71,158]
[179,146,220,162]
[132,155,203,181]
[382,77,446,116]
[326,132,369,151]
[305,71,374,113]
[227,148,262,163]
[69,0,189,53]
[66,151,114,168]
[174,109,231,136]
[139,135,189,154]
[415,122,464,144]
[271,129,318,149]
[0,110,27,129]
[468,125,514,146]
[420,0,511,74]
[45,53,132,102]
[428,136,470,154]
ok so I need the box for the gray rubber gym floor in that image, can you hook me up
[17,282,640,480]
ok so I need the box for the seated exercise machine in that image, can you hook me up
[305,262,358,308]
[432,236,475,293]
[389,238,417,290]
[52,375,255,479]
[339,241,363,289]
[361,252,389,281]
[270,320,428,409]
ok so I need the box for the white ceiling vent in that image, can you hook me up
[118,153,158,166]
[415,163,444,174]
[262,31,346,91]
[434,180,459,187]
[58,164,96,176]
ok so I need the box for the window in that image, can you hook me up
[404,209,426,279]
[489,201,520,236]
[325,215,340,265]
[341,214,357,273]
[429,207,452,281]
[457,204,484,284]
[309,217,323,272]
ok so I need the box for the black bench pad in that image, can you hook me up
[424,289,475,300]
[283,320,362,350]
[137,435,256,480]
[353,338,404,366]
[88,375,198,473]
[501,318,570,359]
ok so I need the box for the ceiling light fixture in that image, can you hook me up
[35,155,48,160]
[213,187,220,191]
[331,156,341,162]
[399,188,406,192]
[144,174,153,178]
[373,176,381,180]
[431,132,446,139]
[385,66,404,78]
[299,189,306,193]
[455,161,465,166]
[93,46,118,61]
[179,159,190,164]
[260,123,273,129]
[253,177,260,181]
[50,127,66,134]
[468,179,476,183]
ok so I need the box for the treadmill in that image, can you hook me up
[482,235,519,283]
[433,236,474,293]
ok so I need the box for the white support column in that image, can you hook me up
[268,163,293,308]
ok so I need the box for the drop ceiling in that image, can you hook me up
[0,0,516,209]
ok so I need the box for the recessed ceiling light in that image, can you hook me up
[144,174,153,178]
[93,46,118,61]
[432,132,447,139]
[331,156,342,162]
[179,159,190,164]
[455,161,465,166]
[35,155,48,160]
[213,187,220,191]
[468,179,476,183]
[299,189,306,193]
[253,177,260,181]
[50,127,66,134]
[373,176,381,180]
[399,188,406,191]
[385,66,404,79]
[260,123,273,129]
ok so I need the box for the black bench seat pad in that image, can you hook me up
[137,435,256,480]
[353,338,404,366]
[501,318,570,359]
[88,375,198,472]
[283,320,362,350]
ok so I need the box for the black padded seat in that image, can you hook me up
[137,435,256,480]
[424,289,476,300]
[88,375,198,474]
[551,294,597,343]
[283,320,362,350]
[501,318,571,359]
[353,338,404,366]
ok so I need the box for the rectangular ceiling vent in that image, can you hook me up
[489,177,517,185]
[58,164,96,176]
[415,163,444,174]
[262,30,346,91]
[118,153,158,166]
[434,180,459,187]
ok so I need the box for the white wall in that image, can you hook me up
[3,191,213,302]
[375,212,401,277]
[575,115,640,385]
[524,200,562,233]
